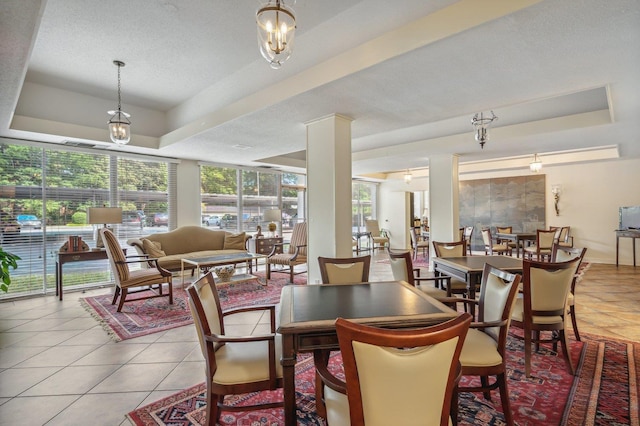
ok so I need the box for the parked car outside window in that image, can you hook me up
[122,211,143,229]
[16,214,42,229]
[152,213,168,227]
[202,215,220,226]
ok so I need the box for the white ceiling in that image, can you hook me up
[1,0,639,178]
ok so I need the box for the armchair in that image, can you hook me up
[523,229,556,261]
[432,240,472,297]
[365,219,389,252]
[481,227,511,256]
[265,222,307,283]
[101,228,173,312]
[551,244,587,341]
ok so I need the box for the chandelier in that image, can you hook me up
[256,0,296,69]
[471,111,497,149]
[404,169,412,184]
[529,153,542,173]
[107,60,131,145]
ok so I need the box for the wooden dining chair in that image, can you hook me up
[409,227,429,260]
[448,264,521,426]
[432,240,470,297]
[314,314,471,426]
[318,255,371,284]
[496,226,517,252]
[551,244,588,341]
[186,272,283,425]
[510,258,581,377]
[523,229,556,261]
[365,219,389,252]
[481,227,511,256]
[387,248,451,298]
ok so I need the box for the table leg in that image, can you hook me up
[56,260,63,301]
[281,335,297,426]
[616,235,620,266]
[633,237,637,267]
[467,278,476,318]
[181,261,186,286]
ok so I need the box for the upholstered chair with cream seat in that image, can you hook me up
[481,227,511,256]
[523,229,556,261]
[101,228,173,312]
[266,221,307,283]
[432,240,473,298]
[314,314,471,426]
[510,258,581,377]
[365,219,389,252]
[187,272,283,425]
[409,227,430,260]
[551,226,573,248]
[318,255,371,284]
[448,264,521,426]
[387,249,451,299]
[495,226,517,253]
[551,244,587,341]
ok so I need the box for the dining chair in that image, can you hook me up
[481,227,511,256]
[318,255,371,284]
[448,264,521,426]
[266,221,307,283]
[314,314,472,426]
[523,229,556,261]
[495,226,517,252]
[431,240,470,297]
[387,248,451,299]
[186,272,283,425]
[551,244,588,341]
[510,258,581,377]
[551,226,573,247]
[463,226,474,255]
[100,228,173,312]
[409,227,429,260]
[365,219,389,252]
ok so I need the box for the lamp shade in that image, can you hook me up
[263,208,281,223]
[87,207,123,225]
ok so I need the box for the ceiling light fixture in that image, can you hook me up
[107,60,131,145]
[404,169,412,184]
[471,111,497,149]
[256,0,296,69]
[529,153,543,173]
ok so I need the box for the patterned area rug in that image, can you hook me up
[127,332,638,426]
[80,272,306,341]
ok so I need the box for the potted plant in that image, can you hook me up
[0,247,20,292]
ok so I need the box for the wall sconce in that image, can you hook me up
[551,184,562,216]
[403,169,412,184]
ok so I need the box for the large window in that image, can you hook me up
[0,141,170,299]
[352,181,376,233]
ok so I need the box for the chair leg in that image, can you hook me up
[266,263,271,281]
[452,385,459,426]
[168,281,173,305]
[497,373,514,426]
[111,286,120,305]
[480,376,491,401]
[205,382,220,426]
[116,288,128,312]
[570,305,581,341]
[289,265,294,283]
[524,329,532,377]
[559,328,575,375]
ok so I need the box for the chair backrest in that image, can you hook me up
[496,226,512,234]
[464,226,474,241]
[187,272,225,364]
[477,264,521,343]
[536,229,557,250]
[409,227,419,250]
[551,244,587,292]
[365,219,382,238]
[318,255,371,284]
[481,227,493,248]
[336,314,472,426]
[522,258,580,315]
[559,226,570,242]
[101,228,129,283]
[387,249,415,286]
[432,240,466,257]
[288,222,307,256]
[458,227,464,242]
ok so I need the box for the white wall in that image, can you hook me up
[378,157,640,265]
[176,160,202,228]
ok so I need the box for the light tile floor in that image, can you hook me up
[0,252,637,425]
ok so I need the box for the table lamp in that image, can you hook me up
[87,207,123,249]
[263,208,281,237]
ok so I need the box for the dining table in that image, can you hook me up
[277,280,458,426]
[432,255,524,317]
[495,232,537,258]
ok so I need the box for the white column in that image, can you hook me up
[306,114,354,284]
[428,155,460,262]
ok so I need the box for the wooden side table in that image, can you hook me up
[254,236,284,255]
[55,248,126,301]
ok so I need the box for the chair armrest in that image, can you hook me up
[290,244,307,261]
[223,304,277,332]
[470,319,507,329]
[313,350,347,395]
[205,332,277,344]
[268,242,289,257]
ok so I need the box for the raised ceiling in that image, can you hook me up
[1,0,639,177]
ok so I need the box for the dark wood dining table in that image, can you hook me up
[432,255,523,316]
[277,281,458,426]
[495,232,537,258]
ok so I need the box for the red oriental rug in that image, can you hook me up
[80,272,306,341]
[126,333,639,425]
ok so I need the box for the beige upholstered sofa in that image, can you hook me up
[127,226,251,272]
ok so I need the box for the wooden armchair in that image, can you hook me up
[265,222,307,283]
[551,244,587,341]
[523,229,557,261]
[387,248,450,298]
[409,227,429,259]
[481,227,511,256]
[101,228,173,312]
[314,314,471,426]
[186,272,283,425]
[432,240,472,297]
[365,219,389,252]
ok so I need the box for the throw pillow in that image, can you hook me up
[141,238,166,258]
[223,232,246,250]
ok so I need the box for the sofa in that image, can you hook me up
[127,226,251,273]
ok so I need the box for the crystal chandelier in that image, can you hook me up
[471,111,497,149]
[256,0,296,69]
[107,60,131,145]
[529,153,542,172]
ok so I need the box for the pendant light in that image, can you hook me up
[107,60,131,145]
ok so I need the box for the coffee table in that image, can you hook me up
[180,252,267,286]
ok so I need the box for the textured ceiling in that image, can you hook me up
[1,0,639,177]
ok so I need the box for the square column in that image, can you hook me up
[428,155,460,261]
